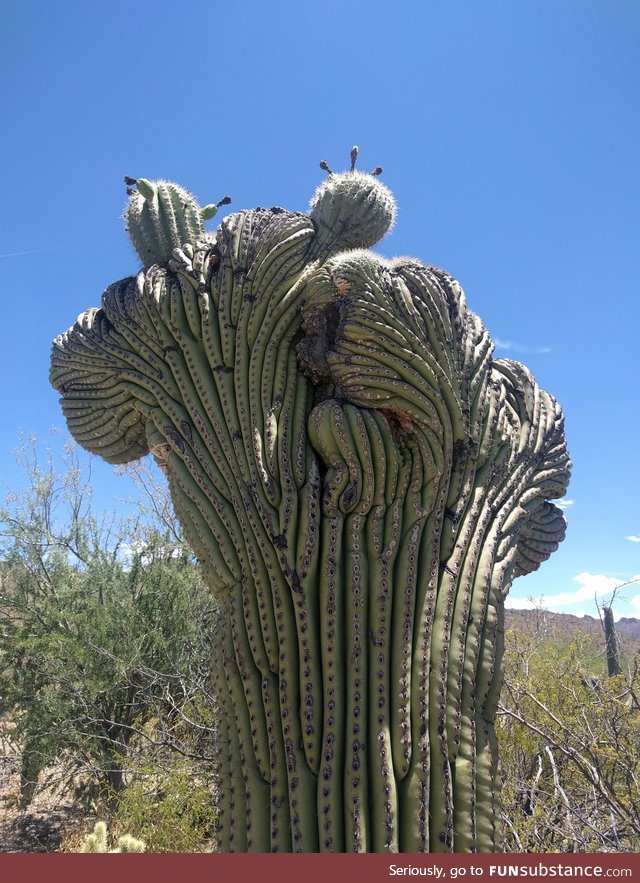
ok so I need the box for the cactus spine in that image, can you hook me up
[50,150,570,852]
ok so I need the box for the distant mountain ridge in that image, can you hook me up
[505,607,640,647]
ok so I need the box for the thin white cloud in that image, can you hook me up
[629,594,640,615]
[556,499,574,510]
[494,337,551,356]
[570,571,639,601]
[504,596,538,611]
[626,535,640,543]
[525,572,640,617]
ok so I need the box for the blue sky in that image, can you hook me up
[1,1,639,618]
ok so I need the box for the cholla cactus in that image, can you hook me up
[51,149,570,852]
[81,821,146,853]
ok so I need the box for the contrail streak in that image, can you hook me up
[0,246,59,259]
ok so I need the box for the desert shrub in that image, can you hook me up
[0,437,218,809]
[113,757,217,852]
[499,614,640,852]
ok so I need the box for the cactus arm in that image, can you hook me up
[226,593,271,852]
[344,511,370,852]
[245,223,316,349]
[229,592,271,786]
[294,460,324,772]
[259,668,292,852]
[363,413,400,852]
[317,513,346,852]
[390,443,430,783]
[215,601,249,853]
[125,180,203,267]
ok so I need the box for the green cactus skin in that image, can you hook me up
[50,159,570,852]
[309,171,396,254]
[602,605,622,677]
[124,178,227,268]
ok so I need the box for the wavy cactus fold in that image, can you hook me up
[50,155,570,852]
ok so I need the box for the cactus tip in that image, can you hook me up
[310,148,396,249]
[200,203,219,221]
[201,195,231,222]
[136,178,157,201]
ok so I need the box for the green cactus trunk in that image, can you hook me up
[50,158,570,852]
[602,606,622,678]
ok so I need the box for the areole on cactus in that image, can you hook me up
[50,148,570,853]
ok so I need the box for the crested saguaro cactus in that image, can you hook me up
[50,151,570,852]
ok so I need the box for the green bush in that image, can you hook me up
[0,436,218,807]
[114,758,217,852]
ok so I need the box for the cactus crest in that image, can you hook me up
[124,177,228,267]
[51,158,571,854]
[310,146,397,251]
